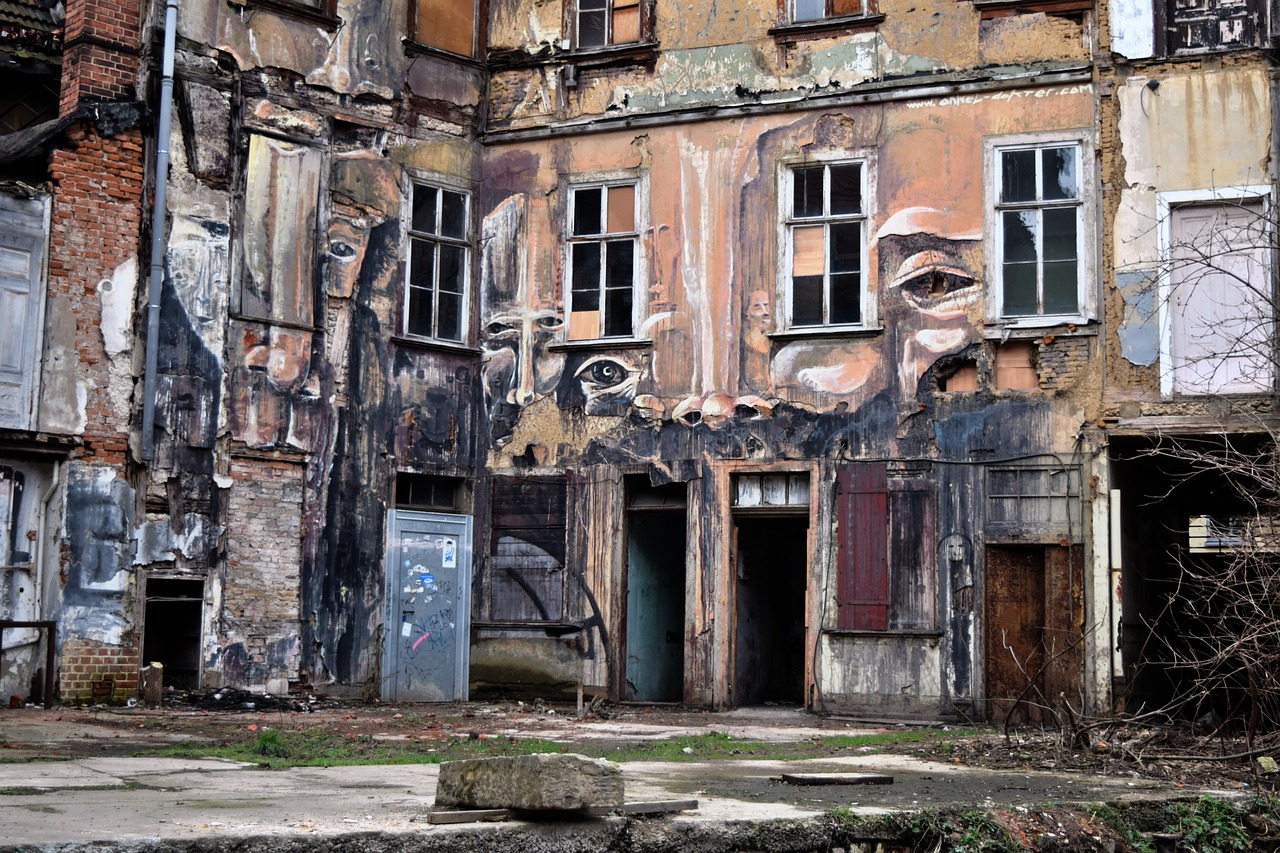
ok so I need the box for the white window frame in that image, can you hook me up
[402,173,473,345]
[562,171,648,342]
[985,132,1094,327]
[1156,184,1274,398]
[790,0,876,22]
[776,153,875,333]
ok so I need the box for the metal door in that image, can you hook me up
[382,510,472,701]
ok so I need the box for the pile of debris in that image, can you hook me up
[162,687,325,713]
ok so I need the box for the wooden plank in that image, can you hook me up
[780,772,893,786]
[589,799,699,815]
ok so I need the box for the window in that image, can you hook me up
[412,0,477,57]
[1159,191,1272,396]
[835,464,935,631]
[791,0,876,21]
[566,181,640,340]
[575,0,642,47]
[782,160,867,329]
[405,182,470,343]
[486,475,569,622]
[993,142,1083,320]
[986,464,1081,540]
[0,194,48,431]
[395,473,463,511]
[1163,0,1260,52]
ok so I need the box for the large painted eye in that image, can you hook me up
[574,355,637,395]
[536,313,565,330]
[890,250,978,320]
[329,241,358,261]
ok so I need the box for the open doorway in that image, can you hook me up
[141,577,204,690]
[733,516,808,706]
[624,481,686,702]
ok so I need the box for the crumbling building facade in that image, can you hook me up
[0,0,1272,720]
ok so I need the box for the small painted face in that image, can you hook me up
[746,290,772,331]
[325,217,369,300]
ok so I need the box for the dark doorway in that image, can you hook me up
[984,545,1082,723]
[734,516,808,706]
[624,483,686,702]
[141,577,204,690]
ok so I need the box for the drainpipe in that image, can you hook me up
[140,0,178,461]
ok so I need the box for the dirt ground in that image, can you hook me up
[0,691,1273,797]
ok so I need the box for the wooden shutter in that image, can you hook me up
[487,475,568,621]
[836,464,888,630]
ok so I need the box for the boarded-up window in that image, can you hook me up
[414,0,477,56]
[835,465,935,631]
[239,134,322,327]
[0,195,47,431]
[986,465,1081,541]
[487,476,568,621]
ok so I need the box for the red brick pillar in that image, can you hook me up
[60,0,144,114]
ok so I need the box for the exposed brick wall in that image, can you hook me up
[221,456,305,686]
[60,636,140,701]
[1038,336,1092,390]
[60,0,143,113]
[47,125,144,465]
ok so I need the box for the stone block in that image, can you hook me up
[435,753,624,810]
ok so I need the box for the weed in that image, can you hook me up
[886,808,1021,853]
[1164,797,1251,853]
[252,730,289,758]
[1089,804,1154,853]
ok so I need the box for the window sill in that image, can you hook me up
[822,628,944,638]
[391,335,482,356]
[982,318,1096,340]
[768,325,882,343]
[402,39,484,69]
[971,0,1090,18]
[238,0,340,29]
[549,337,653,352]
[472,620,583,635]
[488,41,658,71]
[230,314,321,334]
[769,14,886,43]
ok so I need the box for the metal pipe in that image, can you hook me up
[140,0,179,461]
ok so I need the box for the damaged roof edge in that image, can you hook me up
[0,100,148,166]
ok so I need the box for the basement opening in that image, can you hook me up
[141,577,204,691]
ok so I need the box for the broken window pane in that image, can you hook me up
[791,225,824,277]
[578,0,608,46]
[440,190,467,239]
[412,186,438,234]
[792,167,824,218]
[573,187,603,235]
[1041,147,1077,201]
[829,164,862,215]
[1000,150,1036,204]
[571,243,601,305]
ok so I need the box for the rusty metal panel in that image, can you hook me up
[984,546,1046,723]
[836,464,888,630]
[487,475,567,621]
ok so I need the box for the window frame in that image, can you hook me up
[788,0,879,23]
[985,132,1094,327]
[402,174,474,346]
[562,172,648,343]
[572,0,650,49]
[408,0,481,59]
[776,153,875,334]
[1155,185,1274,399]
[247,0,339,27]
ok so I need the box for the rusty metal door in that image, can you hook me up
[382,510,472,701]
[984,546,1046,722]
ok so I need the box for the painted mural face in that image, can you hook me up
[875,207,982,399]
[481,307,564,442]
[556,352,641,415]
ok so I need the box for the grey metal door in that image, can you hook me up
[382,510,472,701]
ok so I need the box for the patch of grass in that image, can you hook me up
[0,786,45,796]
[141,726,980,768]
[884,808,1022,853]
[1164,796,1251,853]
[1089,804,1154,853]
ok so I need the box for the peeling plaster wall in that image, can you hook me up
[1107,66,1272,400]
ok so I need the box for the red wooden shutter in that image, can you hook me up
[836,464,889,630]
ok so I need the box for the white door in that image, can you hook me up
[0,195,48,430]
